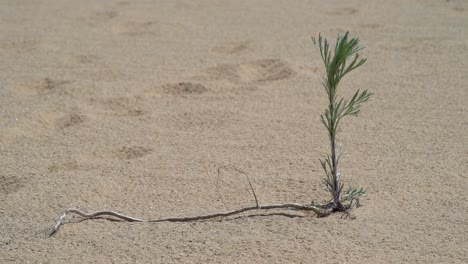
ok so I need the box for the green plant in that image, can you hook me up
[312,32,373,211]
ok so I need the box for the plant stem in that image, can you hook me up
[331,132,339,204]
[328,88,340,205]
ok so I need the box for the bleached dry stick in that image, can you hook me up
[50,203,331,237]
[50,166,332,237]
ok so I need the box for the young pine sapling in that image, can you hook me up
[312,32,373,211]
[49,32,373,236]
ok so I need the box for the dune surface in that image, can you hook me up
[1,0,467,263]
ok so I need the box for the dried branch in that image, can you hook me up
[50,203,331,237]
[230,166,259,207]
[216,165,259,208]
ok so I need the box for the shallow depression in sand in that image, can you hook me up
[0,175,23,195]
[162,82,208,95]
[211,41,261,55]
[114,146,153,160]
[206,59,296,83]
[56,113,86,129]
[20,78,70,95]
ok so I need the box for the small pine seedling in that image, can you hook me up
[312,32,373,212]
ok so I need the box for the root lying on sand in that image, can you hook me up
[49,203,332,237]
[49,166,357,237]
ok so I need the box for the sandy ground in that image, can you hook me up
[1,0,467,263]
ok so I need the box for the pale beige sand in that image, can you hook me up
[1,0,467,263]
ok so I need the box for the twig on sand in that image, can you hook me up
[49,166,332,237]
[50,203,331,237]
[216,165,259,209]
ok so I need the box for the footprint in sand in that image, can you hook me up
[56,113,86,129]
[452,7,465,13]
[325,7,359,16]
[204,59,296,83]
[112,20,156,36]
[0,175,24,195]
[80,9,117,26]
[211,41,262,55]
[162,82,208,95]
[114,146,153,160]
[67,54,100,65]
[93,146,153,160]
[91,96,146,117]
[20,78,70,95]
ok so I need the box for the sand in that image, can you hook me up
[1,0,467,263]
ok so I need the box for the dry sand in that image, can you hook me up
[1,0,467,263]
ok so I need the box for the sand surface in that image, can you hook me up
[1,0,467,263]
